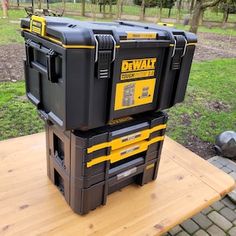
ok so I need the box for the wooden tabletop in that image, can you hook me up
[0,133,235,236]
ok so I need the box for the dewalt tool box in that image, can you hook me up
[45,111,167,214]
[21,16,196,130]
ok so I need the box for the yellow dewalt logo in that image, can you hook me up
[121,58,157,73]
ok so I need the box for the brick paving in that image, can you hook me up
[164,156,236,236]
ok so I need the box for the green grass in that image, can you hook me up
[0,10,26,44]
[167,59,236,145]
[0,81,44,140]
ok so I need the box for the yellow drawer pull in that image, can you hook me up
[87,124,167,154]
[86,135,164,167]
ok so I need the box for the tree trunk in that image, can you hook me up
[159,0,163,21]
[103,2,106,18]
[199,9,204,25]
[121,1,124,13]
[116,0,123,19]
[222,5,229,27]
[38,0,41,9]
[177,0,183,23]
[63,0,66,12]
[91,0,96,20]
[140,0,145,21]
[190,0,195,13]
[189,0,202,33]
[81,0,86,16]
[2,0,9,18]
[109,0,112,18]
[168,7,172,18]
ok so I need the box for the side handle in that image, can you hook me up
[25,40,58,83]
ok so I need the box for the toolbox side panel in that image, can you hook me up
[172,46,196,104]
[65,48,109,130]
[23,32,66,127]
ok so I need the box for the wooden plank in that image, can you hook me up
[0,133,234,236]
[164,137,236,196]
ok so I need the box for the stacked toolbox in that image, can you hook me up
[21,15,196,214]
[46,111,168,214]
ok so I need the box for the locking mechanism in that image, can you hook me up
[94,34,116,79]
[171,35,187,70]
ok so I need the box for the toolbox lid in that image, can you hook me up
[21,16,197,47]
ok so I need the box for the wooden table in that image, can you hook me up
[0,133,235,236]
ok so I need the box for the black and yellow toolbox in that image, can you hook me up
[45,111,167,214]
[21,15,197,131]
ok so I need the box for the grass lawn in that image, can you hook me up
[0,10,24,44]
[0,59,235,144]
[167,59,236,145]
[0,81,44,141]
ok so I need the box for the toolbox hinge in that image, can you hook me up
[94,34,116,79]
[170,35,187,70]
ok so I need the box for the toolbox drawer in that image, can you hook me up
[46,111,167,178]
[48,155,160,215]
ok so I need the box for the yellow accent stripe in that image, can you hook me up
[146,163,155,170]
[170,43,196,47]
[21,28,104,49]
[22,28,121,49]
[87,123,167,154]
[126,32,157,39]
[86,135,165,167]
[186,43,196,46]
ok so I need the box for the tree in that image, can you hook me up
[220,0,236,26]
[116,0,124,18]
[176,0,183,21]
[81,0,86,16]
[189,0,223,33]
[1,0,9,18]
[109,0,112,18]
[189,0,195,13]
[166,0,176,17]
[38,0,42,9]
[140,0,145,20]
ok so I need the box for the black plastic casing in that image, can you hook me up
[21,17,196,130]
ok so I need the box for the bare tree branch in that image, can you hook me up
[202,0,222,9]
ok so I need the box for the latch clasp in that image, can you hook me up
[94,34,116,79]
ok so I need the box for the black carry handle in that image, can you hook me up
[25,40,58,83]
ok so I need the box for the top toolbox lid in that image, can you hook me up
[21,16,197,47]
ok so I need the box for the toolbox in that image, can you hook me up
[45,111,167,214]
[21,16,196,130]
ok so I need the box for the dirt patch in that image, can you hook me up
[180,113,191,126]
[206,100,231,112]
[0,44,25,82]
[194,32,236,61]
[184,135,216,159]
